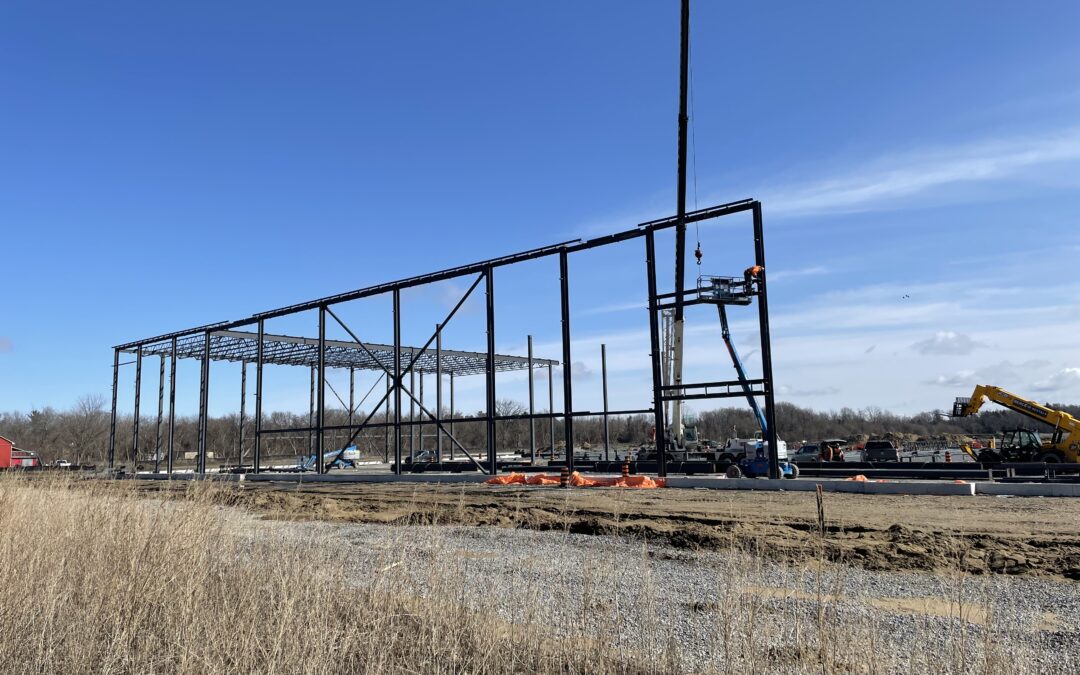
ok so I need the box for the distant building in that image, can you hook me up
[0,435,42,469]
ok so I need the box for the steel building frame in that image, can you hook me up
[107,197,780,478]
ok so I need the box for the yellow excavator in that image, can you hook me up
[951,385,1080,464]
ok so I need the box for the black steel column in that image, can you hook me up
[308,365,315,457]
[384,374,390,463]
[393,289,402,474]
[418,369,424,455]
[527,335,535,463]
[132,345,142,469]
[559,251,574,471]
[753,203,781,479]
[436,324,443,462]
[547,363,554,460]
[197,332,211,475]
[107,348,119,470]
[155,354,164,473]
[646,231,668,477]
[238,362,246,469]
[485,266,497,474]
[601,343,610,462]
[317,305,326,474]
[167,337,177,475]
[253,319,264,474]
[409,359,415,463]
[449,372,455,461]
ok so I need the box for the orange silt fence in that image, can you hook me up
[485,471,664,488]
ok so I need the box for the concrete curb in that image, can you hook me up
[665,476,976,496]
[974,482,1080,497]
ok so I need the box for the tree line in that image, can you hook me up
[2,395,1077,467]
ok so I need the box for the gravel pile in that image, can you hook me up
[244,515,1078,673]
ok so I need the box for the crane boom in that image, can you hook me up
[670,0,691,448]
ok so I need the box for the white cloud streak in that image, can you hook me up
[764,127,1080,216]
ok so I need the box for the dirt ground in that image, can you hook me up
[140,480,1080,581]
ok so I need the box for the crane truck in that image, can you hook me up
[951,385,1080,464]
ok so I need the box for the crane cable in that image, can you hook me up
[689,35,702,267]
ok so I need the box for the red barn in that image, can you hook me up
[0,436,40,469]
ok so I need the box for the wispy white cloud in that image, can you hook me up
[763,126,1080,216]
[911,331,985,356]
[1030,367,1080,393]
[768,265,829,283]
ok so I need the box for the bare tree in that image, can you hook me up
[66,394,108,465]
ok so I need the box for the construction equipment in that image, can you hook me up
[297,444,359,472]
[951,385,1080,463]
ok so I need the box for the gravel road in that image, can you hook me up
[243,514,1079,673]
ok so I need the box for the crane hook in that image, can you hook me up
[694,243,702,266]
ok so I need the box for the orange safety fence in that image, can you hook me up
[485,471,665,488]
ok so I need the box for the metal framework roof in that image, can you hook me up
[127,329,557,377]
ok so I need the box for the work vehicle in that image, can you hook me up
[724,445,799,479]
[790,444,820,463]
[297,444,359,471]
[952,385,1080,463]
[863,440,899,462]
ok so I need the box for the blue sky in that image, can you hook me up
[1,1,1078,418]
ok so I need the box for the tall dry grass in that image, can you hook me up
[0,475,657,674]
[0,475,1061,674]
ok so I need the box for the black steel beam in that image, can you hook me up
[393,289,402,475]
[155,354,164,473]
[646,230,668,478]
[253,319,264,474]
[527,335,535,463]
[753,202,781,480]
[601,343,610,462]
[559,251,574,471]
[167,337,177,475]
[485,265,497,474]
[108,349,119,470]
[317,306,326,474]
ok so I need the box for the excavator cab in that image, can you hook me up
[1000,429,1043,453]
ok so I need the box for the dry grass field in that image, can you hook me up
[0,475,1076,673]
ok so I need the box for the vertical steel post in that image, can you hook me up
[308,365,316,458]
[155,354,165,472]
[409,358,415,463]
[547,363,555,460]
[527,335,535,463]
[317,305,326,474]
[449,372,455,461]
[418,369,424,455]
[646,231,668,477]
[436,324,443,462]
[602,343,610,462]
[253,319,264,474]
[753,203,781,479]
[238,361,246,469]
[485,266,497,474]
[393,289,402,474]
[197,332,211,475]
[167,337,177,475]
[107,349,119,470]
[384,374,390,463]
[132,346,142,468]
[559,251,574,471]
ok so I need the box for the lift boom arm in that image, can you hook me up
[954,385,1080,453]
